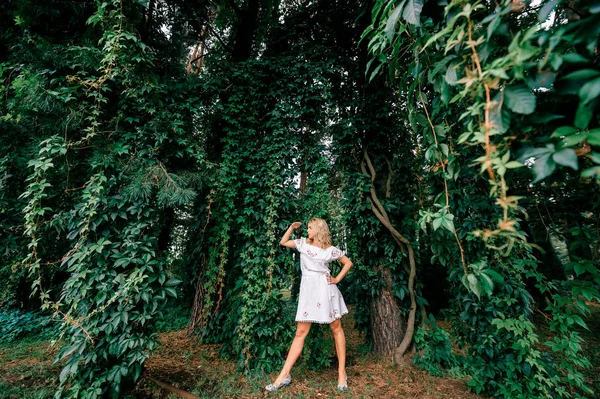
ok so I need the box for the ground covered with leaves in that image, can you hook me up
[2,304,598,399]
[0,315,485,399]
[134,319,484,399]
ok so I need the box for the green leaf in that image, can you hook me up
[532,154,556,183]
[532,113,564,124]
[369,62,384,82]
[581,166,600,177]
[573,262,589,276]
[432,216,443,231]
[551,126,578,138]
[505,161,522,169]
[461,275,469,290]
[487,14,501,40]
[552,149,579,170]
[59,364,72,383]
[575,101,594,130]
[579,77,600,104]
[505,85,536,115]
[489,93,511,133]
[467,274,482,299]
[164,278,181,287]
[59,344,80,361]
[587,129,600,146]
[588,151,600,163]
[442,215,455,232]
[581,286,599,301]
[561,53,589,64]
[480,273,495,295]
[402,0,423,26]
[445,65,458,85]
[385,2,405,42]
[562,69,600,81]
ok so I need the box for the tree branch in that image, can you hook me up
[385,156,393,199]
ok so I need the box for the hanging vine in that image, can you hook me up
[364,0,598,397]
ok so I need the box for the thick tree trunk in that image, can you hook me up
[186,0,262,335]
[361,150,417,363]
[186,256,206,335]
[370,266,404,356]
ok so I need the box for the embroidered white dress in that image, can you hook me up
[293,237,349,324]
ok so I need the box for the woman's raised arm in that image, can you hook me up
[280,222,301,248]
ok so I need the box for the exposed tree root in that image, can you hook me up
[148,376,199,399]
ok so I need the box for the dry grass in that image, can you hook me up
[2,303,598,399]
[133,315,485,399]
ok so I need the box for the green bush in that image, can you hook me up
[0,310,59,343]
[412,315,457,377]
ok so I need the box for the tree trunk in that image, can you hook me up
[186,0,262,335]
[370,266,404,356]
[186,256,206,335]
[361,151,417,362]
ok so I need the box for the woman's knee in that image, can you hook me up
[295,322,311,338]
[329,320,343,334]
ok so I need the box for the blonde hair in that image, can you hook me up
[307,217,332,248]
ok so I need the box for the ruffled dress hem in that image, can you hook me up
[295,310,349,324]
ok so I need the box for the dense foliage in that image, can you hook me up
[364,0,599,397]
[0,0,598,398]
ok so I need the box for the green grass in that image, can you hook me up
[4,304,598,398]
[0,384,55,399]
[155,304,191,332]
[0,336,60,399]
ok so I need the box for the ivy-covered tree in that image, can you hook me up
[1,0,599,398]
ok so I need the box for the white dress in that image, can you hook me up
[293,237,349,324]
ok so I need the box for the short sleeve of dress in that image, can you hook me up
[294,237,304,252]
[329,246,345,261]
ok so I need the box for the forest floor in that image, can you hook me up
[1,304,598,399]
[132,315,484,399]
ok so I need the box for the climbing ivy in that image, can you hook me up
[364,0,598,396]
[5,0,206,396]
[2,0,599,397]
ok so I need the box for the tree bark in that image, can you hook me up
[186,255,206,335]
[370,265,404,356]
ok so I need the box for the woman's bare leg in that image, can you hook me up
[329,319,346,386]
[271,322,312,386]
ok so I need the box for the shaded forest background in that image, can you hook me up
[0,0,599,398]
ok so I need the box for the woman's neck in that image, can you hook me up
[308,238,328,249]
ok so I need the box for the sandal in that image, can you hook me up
[337,374,348,392]
[265,375,291,392]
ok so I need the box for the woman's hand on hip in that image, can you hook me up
[326,275,339,284]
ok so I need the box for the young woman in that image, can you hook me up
[266,218,353,392]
